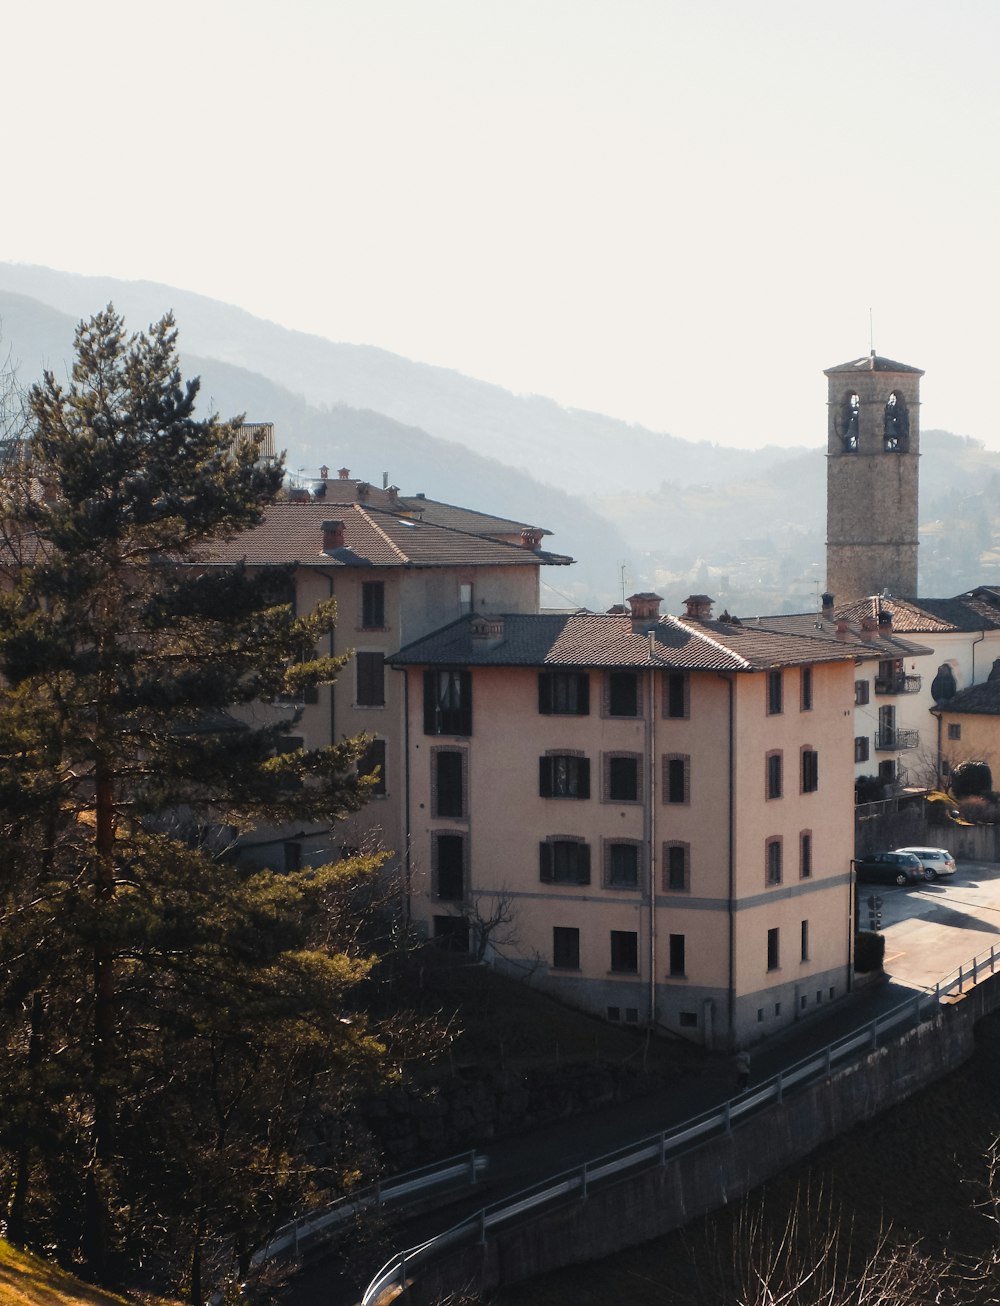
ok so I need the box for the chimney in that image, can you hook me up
[821,592,835,620]
[520,528,544,550]
[860,614,879,643]
[470,615,505,648]
[835,619,851,639]
[606,603,627,616]
[628,593,663,630]
[321,519,345,552]
[878,609,893,636]
[683,594,714,621]
[338,467,350,480]
[319,465,329,481]
[288,487,311,504]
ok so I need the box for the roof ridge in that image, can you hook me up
[355,504,410,562]
[662,615,752,670]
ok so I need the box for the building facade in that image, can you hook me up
[391,595,885,1049]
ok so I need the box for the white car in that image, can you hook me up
[895,846,957,881]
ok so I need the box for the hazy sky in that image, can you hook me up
[6,1,1000,449]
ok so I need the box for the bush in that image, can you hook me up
[951,759,994,798]
[855,930,886,973]
[855,775,885,803]
[956,793,1000,824]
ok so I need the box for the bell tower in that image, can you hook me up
[825,352,923,604]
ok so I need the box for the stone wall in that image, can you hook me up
[411,976,997,1302]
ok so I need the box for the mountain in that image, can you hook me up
[3,265,1000,614]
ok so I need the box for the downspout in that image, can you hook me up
[972,628,986,683]
[647,636,657,1027]
[393,664,412,924]
[717,672,736,1050]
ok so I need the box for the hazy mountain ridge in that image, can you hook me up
[0,263,806,496]
[3,266,1000,615]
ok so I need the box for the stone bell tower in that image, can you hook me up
[825,351,923,604]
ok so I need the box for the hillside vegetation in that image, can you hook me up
[0,1241,173,1306]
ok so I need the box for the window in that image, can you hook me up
[539,753,590,799]
[766,838,782,886]
[664,671,689,719]
[855,679,870,706]
[668,933,686,978]
[605,841,640,889]
[610,930,638,974]
[800,667,813,711]
[607,671,640,717]
[538,671,590,716]
[433,748,466,818]
[359,738,386,796]
[540,839,591,885]
[839,390,860,450]
[433,916,469,952]
[423,669,472,735]
[800,830,812,879]
[766,751,783,800]
[854,736,870,763]
[767,927,780,971]
[605,753,640,802]
[459,582,473,615]
[275,734,303,754]
[663,842,690,892]
[801,748,819,794]
[948,723,962,741]
[361,581,385,629]
[356,651,385,706]
[433,833,465,900]
[679,1011,698,1028]
[801,920,810,962]
[664,754,690,804]
[878,759,896,785]
[767,670,783,715]
[552,927,580,970]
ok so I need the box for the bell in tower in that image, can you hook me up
[825,351,923,604]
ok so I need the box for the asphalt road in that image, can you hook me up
[863,857,1000,992]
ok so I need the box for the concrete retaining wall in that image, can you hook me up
[410,975,999,1302]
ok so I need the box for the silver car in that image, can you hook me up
[895,846,957,881]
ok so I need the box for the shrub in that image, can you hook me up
[855,930,886,973]
[951,759,994,798]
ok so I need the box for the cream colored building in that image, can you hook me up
[203,486,571,871]
[392,594,894,1049]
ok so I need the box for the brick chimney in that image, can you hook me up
[470,615,505,648]
[520,528,544,550]
[878,609,893,636]
[321,519,345,552]
[338,467,350,479]
[628,593,663,630]
[319,465,329,480]
[821,592,835,621]
[860,613,879,643]
[683,594,714,620]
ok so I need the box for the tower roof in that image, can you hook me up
[825,351,924,377]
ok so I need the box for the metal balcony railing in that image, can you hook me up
[875,727,919,752]
[874,674,922,696]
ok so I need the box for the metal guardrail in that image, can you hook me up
[249,1150,487,1271]
[361,981,961,1306]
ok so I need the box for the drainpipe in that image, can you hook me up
[972,628,986,683]
[391,664,413,925]
[647,638,658,1027]
[717,672,736,1050]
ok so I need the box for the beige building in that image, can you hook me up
[391,594,894,1049]
[203,486,571,871]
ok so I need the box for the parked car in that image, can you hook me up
[895,846,957,880]
[855,851,924,886]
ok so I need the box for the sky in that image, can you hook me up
[5,0,1000,450]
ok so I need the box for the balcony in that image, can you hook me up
[875,728,919,752]
[874,674,922,696]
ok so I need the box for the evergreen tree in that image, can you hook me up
[0,308,403,1296]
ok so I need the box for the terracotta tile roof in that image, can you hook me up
[745,612,933,659]
[200,503,572,570]
[397,496,547,538]
[824,353,923,375]
[390,611,879,672]
[836,594,1000,635]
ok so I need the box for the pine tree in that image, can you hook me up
[0,308,402,1294]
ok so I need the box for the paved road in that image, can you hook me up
[281,858,998,1306]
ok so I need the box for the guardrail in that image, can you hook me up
[361,986,946,1306]
[249,1150,487,1271]
[934,942,1000,1001]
